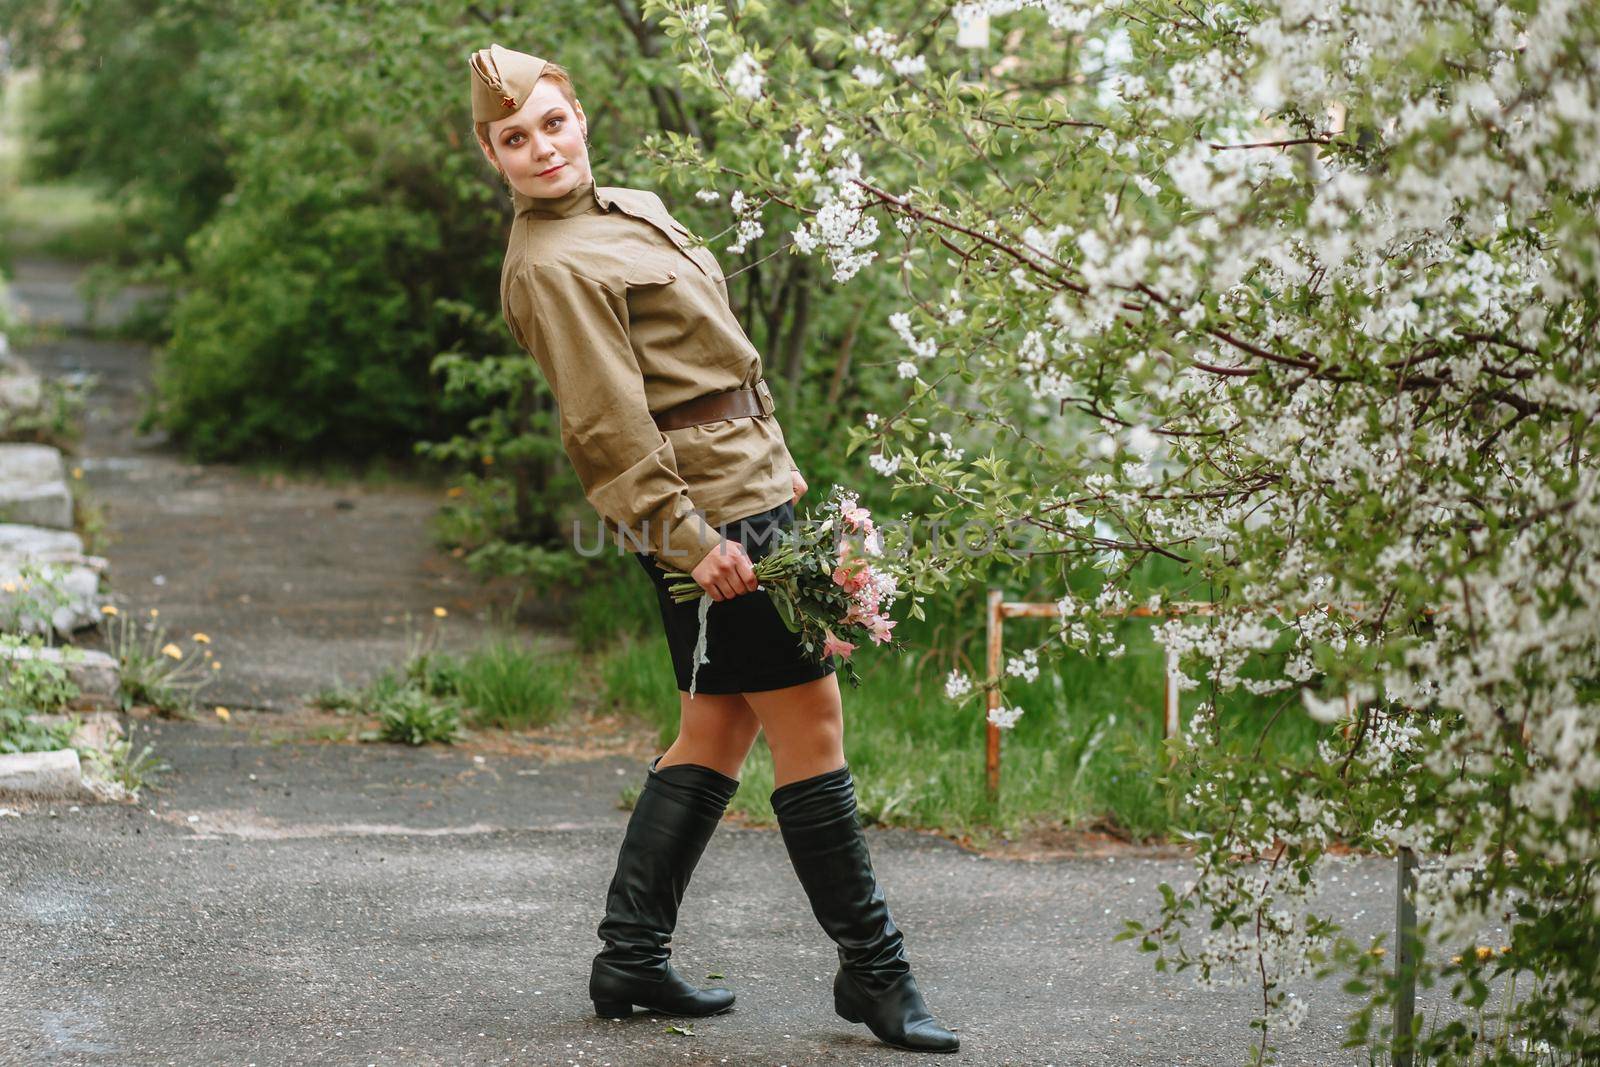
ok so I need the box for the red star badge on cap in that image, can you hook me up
[500,94,517,110]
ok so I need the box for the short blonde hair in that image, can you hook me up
[474,63,579,154]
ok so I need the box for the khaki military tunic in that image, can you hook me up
[499,177,799,571]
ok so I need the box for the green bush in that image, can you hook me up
[372,683,464,746]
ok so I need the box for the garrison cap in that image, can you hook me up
[469,44,550,123]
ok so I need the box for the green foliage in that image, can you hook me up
[0,561,78,635]
[344,629,581,737]
[0,632,83,714]
[0,705,76,754]
[369,682,465,746]
[569,554,660,652]
[1,0,234,264]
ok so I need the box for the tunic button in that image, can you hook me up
[667,271,677,281]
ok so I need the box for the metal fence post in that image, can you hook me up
[1393,846,1418,1067]
[985,588,1004,797]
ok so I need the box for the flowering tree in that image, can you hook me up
[638,0,1600,1061]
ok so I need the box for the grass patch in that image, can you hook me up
[449,634,576,729]
[599,629,680,746]
[329,630,581,742]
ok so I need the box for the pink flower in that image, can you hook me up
[841,500,874,533]
[832,561,872,594]
[822,629,857,659]
[865,615,897,645]
[844,590,882,625]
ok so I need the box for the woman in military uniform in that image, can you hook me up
[468,45,958,1054]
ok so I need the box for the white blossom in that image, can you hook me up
[725,52,765,100]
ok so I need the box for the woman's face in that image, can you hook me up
[481,78,591,198]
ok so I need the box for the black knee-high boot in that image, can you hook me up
[770,764,959,1053]
[589,754,740,1018]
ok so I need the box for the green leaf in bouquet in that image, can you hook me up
[769,586,801,632]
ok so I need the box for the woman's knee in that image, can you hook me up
[665,692,760,765]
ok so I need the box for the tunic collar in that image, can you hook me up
[513,176,611,220]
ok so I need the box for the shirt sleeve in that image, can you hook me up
[504,263,722,570]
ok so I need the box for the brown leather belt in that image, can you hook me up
[652,378,776,431]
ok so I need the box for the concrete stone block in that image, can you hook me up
[0,445,74,530]
[0,523,85,556]
[0,443,66,484]
[0,749,86,799]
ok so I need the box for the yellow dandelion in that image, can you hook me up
[1476,946,1494,961]
[71,467,84,479]
[481,455,495,466]
[161,643,183,660]
[211,661,221,670]
[1499,946,1512,955]
[446,486,464,498]
[1,581,14,594]
[1370,947,1387,958]
[149,608,160,617]
[433,606,448,618]
[214,706,231,722]
[101,604,119,616]
[1451,954,1463,965]
[192,633,211,644]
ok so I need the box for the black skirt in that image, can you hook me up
[633,498,838,694]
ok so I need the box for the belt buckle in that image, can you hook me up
[754,378,775,416]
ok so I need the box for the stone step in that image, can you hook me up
[0,522,84,555]
[0,359,44,413]
[0,444,74,530]
[0,748,87,799]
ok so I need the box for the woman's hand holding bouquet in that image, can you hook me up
[655,486,905,695]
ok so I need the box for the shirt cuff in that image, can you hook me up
[655,509,722,573]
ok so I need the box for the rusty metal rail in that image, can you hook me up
[983,588,1222,795]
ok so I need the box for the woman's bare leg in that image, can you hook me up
[656,690,763,780]
[738,673,845,787]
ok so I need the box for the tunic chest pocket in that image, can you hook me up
[623,264,680,289]
[665,220,725,281]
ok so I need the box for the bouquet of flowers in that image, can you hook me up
[655,486,905,695]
